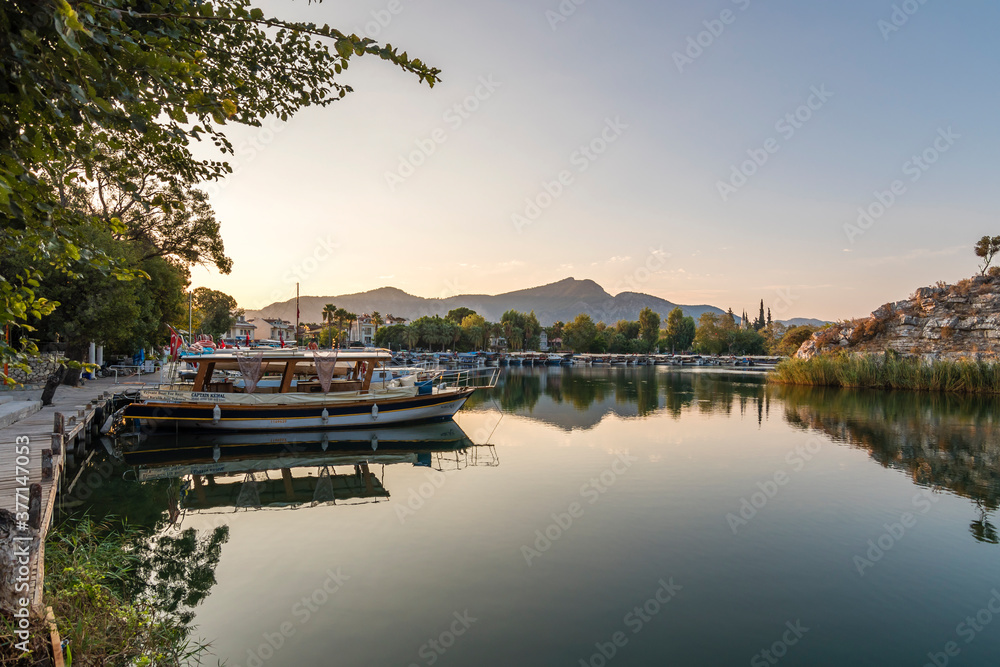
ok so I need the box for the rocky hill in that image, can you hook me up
[796,274,1000,361]
[245,278,729,326]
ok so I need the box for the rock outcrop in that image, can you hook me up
[796,275,1000,361]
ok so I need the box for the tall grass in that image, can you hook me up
[769,353,1000,393]
[44,517,212,667]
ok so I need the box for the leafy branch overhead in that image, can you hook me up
[0,0,440,378]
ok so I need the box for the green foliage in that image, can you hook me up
[191,287,239,338]
[663,307,695,353]
[772,325,818,357]
[375,323,407,350]
[460,313,488,350]
[0,0,439,380]
[638,307,660,350]
[446,307,476,324]
[563,313,597,352]
[975,235,1000,276]
[770,353,1000,393]
[45,517,227,666]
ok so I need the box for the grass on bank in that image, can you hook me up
[42,517,210,667]
[769,353,1000,393]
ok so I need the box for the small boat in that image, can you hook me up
[121,349,497,432]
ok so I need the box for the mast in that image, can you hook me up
[295,282,300,348]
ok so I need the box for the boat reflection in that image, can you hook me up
[116,422,498,514]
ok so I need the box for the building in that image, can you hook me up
[539,330,549,351]
[226,315,257,342]
[249,318,294,342]
[348,314,409,346]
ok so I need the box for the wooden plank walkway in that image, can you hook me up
[0,376,145,614]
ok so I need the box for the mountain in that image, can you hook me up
[778,318,830,328]
[244,277,729,326]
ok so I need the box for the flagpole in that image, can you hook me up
[295,282,300,348]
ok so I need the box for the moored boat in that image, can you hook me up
[121,349,497,432]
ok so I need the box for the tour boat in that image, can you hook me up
[121,349,497,432]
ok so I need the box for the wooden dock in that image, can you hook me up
[0,376,134,615]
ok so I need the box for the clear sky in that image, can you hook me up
[191,0,1000,321]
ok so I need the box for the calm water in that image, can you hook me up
[78,366,1000,666]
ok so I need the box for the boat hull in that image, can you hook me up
[122,388,475,432]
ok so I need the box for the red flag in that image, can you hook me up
[168,326,181,360]
[218,338,226,349]
[279,332,285,348]
[246,332,251,346]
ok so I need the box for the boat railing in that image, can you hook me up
[432,366,501,390]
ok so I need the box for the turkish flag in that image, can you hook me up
[169,327,181,360]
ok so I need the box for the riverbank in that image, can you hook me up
[769,353,1000,393]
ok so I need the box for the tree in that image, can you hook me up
[638,307,660,352]
[371,311,383,342]
[461,314,487,351]
[693,313,725,355]
[446,307,476,324]
[615,320,641,340]
[767,308,772,327]
[0,0,440,383]
[322,304,337,348]
[664,308,685,353]
[975,235,1000,276]
[774,325,818,357]
[192,288,239,338]
[757,300,766,332]
[563,314,597,352]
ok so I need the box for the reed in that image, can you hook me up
[769,353,1000,394]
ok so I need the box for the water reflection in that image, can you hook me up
[114,422,497,514]
[468,366,769,427]
[775,385,1000,544]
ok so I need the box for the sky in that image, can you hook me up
[190,0,1000,321]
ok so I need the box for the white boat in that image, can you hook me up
[122,349,497,432]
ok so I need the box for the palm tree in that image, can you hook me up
[405,324,420,350]
[346,312,358,345]
[322,304,336,349]
[334,307,349,347]
[371,311,383,343]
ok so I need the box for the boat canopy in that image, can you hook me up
[184,349,393,363]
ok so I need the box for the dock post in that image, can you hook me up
[50,432,62,456]
[41,450,53,480]
[28,483,42,530]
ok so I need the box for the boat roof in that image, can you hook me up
[185,349,394,362]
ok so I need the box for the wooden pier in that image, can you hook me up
[0,376,129,616]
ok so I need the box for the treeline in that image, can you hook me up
[370,302,819,357]
[0,2,438,382]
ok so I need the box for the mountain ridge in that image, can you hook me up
[244,277,816,328]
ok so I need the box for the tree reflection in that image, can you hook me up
[775,384,1000,544]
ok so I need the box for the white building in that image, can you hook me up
[249,318,294,342]
[226,315,257,342]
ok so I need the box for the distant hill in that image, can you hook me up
[244,277,732,326]
[778,318,830,328]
